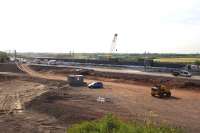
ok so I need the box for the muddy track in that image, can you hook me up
[17,63,59,80]
[0,80,47,114]
[0,77,68,133]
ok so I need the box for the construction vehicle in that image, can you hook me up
[151,80,171,98]
[107,33,118,61]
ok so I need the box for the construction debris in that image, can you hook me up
[96,96,105,104]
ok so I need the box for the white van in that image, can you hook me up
[179,70,192,77]
[48,60,56,65]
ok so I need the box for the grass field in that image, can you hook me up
[154,58,200,63]
[67,114,183,133]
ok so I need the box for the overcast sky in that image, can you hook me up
[0,0,200,53]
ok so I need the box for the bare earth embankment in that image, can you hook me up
[0,64,199,133]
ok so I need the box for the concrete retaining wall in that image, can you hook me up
[0,63,23,73]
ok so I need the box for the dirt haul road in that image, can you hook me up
[15,64,200,132]
[30,63,200,80]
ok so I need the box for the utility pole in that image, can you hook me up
[144,51,147,72]
[14,50,17,62]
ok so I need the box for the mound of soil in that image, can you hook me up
[25,88,119,126]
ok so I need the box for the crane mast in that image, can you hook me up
[108,33,118,60]
[110,33,118,53]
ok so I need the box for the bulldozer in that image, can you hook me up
[151,80,172,98]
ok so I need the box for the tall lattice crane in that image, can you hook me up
[108,33,118,60]
[110,33,118,53]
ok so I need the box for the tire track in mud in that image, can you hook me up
[0,79,47,114]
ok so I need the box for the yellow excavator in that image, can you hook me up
[151,80,172,98]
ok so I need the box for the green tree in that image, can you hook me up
[0,51,9,62]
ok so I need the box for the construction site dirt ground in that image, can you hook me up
[0,64,200,133]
